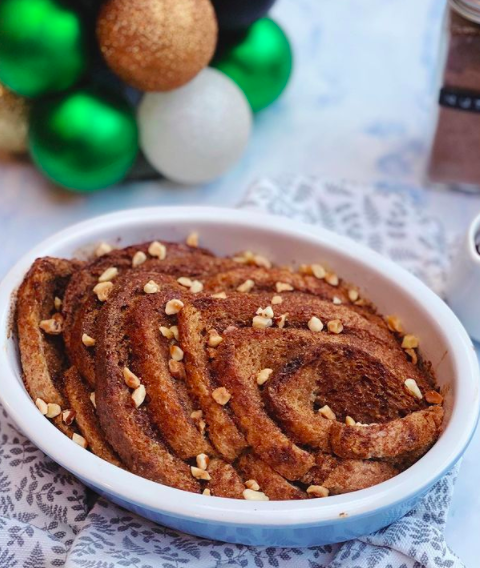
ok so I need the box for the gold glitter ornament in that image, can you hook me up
[96,0,218,92]
[0,83,29,153]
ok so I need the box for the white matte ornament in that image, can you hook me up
[138,68,252,184]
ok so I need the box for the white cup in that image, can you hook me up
[445,212,480,342]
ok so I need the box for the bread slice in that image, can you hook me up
[16,257,82,437]
[95,272,199,491]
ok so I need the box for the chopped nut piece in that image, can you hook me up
[271,295,283,305]
[256,368,273,386]
[402,334,419,349]
[93,281,114,302]
[144,280,160,294]
[243,489,269,501]
[54,296,62,311]
[211,291,227,299]
[308,316,324,332]
[345,416,356,426]
[82,333,96,347]
[224,325,237,333]
[98,266,118,282]
[237,279,255,293]
[311,264,326,279]
[425,390,444,405]
[319,405,336,420]
[196,453,210,470]
[254,254,271,269]
[348,289,359,302]
[212,387,231,405]
[72,433,88,449]
[207,329,223,347]
[62,409,76,425]
[95,242,113,257]
[307,485,329,498]
[191,412,206,434]
[252,315,273,329]
[132,384,147,408]
[333,296,342,305]
[405,348,418,365]
[89,392,96,409]
[186,232,199,247]
[245,479,260,491]
[275,282,294,293]
[47,403,63,420]
[189,280,203,294]
[233,250,271,268]
[256,306,274,318]
[275,313,288,329]
[168,359,186,380]
[170,345,184,362]
[148,241,167,259]
[327,319,343,334]
[165,299,184,315]
[191,466,211,481]
[132,250,147,267]
[35,398,48,415]
[202,488,211,496]
[177,276,193,288]
[325,273,339,286]
[123,367,141,389]
[39,313,64,335]
[385,315,404,334]
[404,378,423,400]
[233,250,254,264]
[170,325,179,341]
[159,326,174,340]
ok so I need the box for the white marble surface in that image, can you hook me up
[1,0,480,564]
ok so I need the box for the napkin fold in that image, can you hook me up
[0,177,463,568]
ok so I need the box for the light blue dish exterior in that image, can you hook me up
[79,478,435,547]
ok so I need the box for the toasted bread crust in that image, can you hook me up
[237,453,306,500]
[330,406,444,460]
[207,459,246,498]
[16,257,81,411]
[63,367,123,467]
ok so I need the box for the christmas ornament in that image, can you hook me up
[214,18,292,112]
[97,0,218,92]
[0,83,29,153]
[29,87,138,192]
[138,68,252,184]
[0,0,88,98]
[212,0,277,30]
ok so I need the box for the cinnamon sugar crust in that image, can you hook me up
[15,240,445,500]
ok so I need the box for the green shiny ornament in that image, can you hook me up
[29,87,139,192]
[0,0,88,98]
[214,18,293,112]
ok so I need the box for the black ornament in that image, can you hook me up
[212,0,277,30]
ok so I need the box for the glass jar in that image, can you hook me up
[429,1,480,190]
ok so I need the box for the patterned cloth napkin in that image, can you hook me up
[0,178,464,568]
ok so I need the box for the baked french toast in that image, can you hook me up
[15,236,444,501]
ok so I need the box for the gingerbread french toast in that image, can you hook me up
[14,236,444,501]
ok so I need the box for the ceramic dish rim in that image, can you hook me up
[0,206,478,528]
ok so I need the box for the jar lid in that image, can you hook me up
[450,0,480,23]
